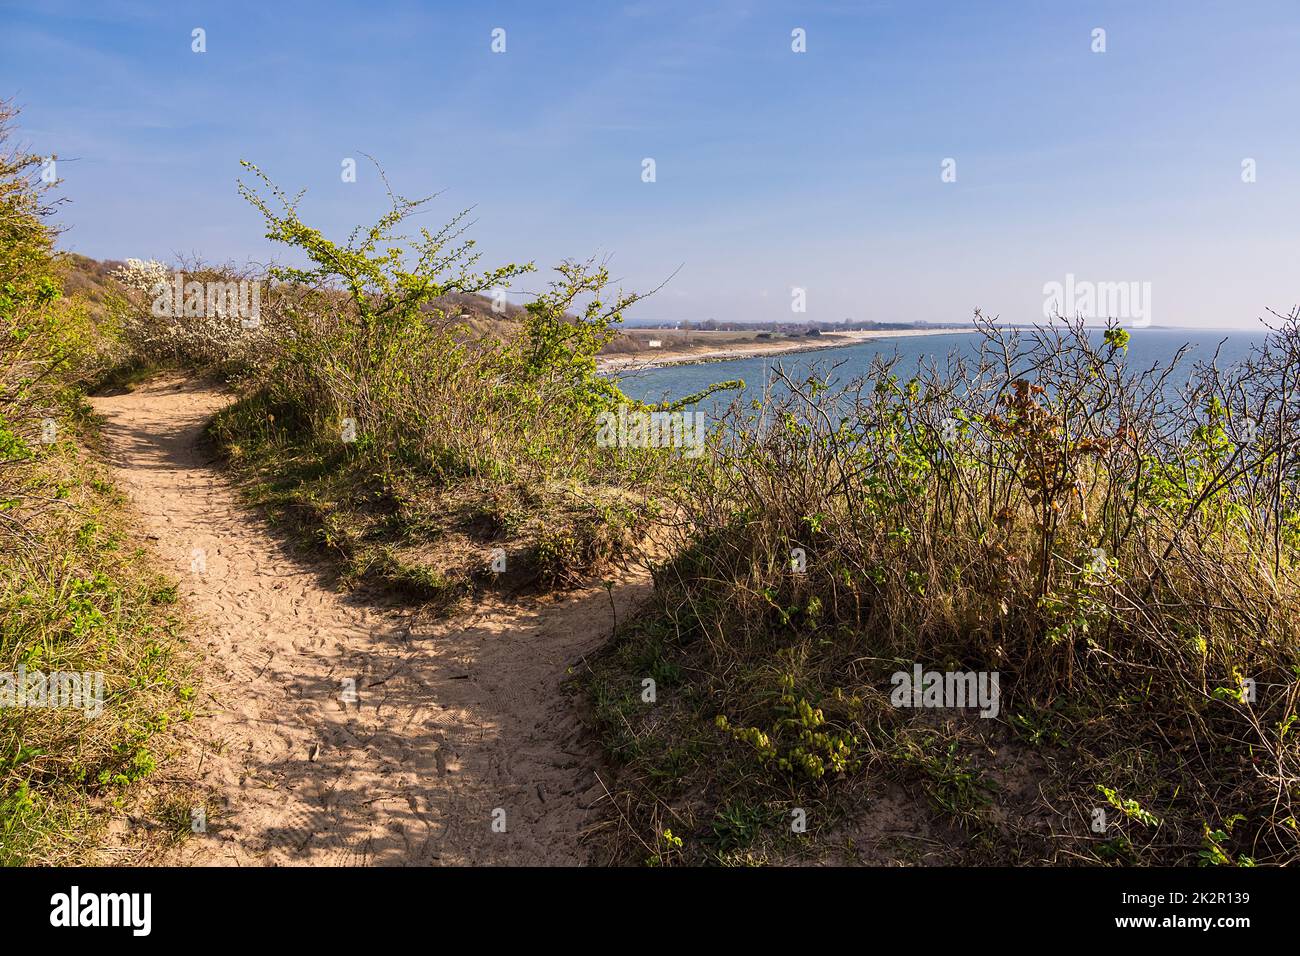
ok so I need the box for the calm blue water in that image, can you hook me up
[613,328,1264,410]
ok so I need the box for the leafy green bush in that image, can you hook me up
[171,163,736,597]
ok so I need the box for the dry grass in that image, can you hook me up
[585,313,1300,866]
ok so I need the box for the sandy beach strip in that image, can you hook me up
[596,327,975,372]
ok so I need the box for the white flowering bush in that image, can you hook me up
[109,258,169,294]
[112,259,295,376]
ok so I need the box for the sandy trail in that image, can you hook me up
[91,376,647,865]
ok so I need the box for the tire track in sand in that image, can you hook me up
[92,376,647,865]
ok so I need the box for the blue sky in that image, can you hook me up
[2,0,1297,328]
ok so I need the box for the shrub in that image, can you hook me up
[592,311,1300,864]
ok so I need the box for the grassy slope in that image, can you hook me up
[203,352,650,613]
[582,593,1054,867]
[0,389,200,864]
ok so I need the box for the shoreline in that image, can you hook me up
[597,327,976,372]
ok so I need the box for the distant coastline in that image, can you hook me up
[597,327,976,372]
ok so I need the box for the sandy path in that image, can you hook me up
[91,376,647,865]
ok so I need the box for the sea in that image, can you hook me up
[612,327,1266,412]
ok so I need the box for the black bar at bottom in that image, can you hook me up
[2,865,1277,940]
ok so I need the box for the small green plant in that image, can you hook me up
[645,827,684,866]
[1096,785,1161,828]
[716,675,860,780]
[712,801,774,852]
[1198,816,1255,867]
[894,729,991,822]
